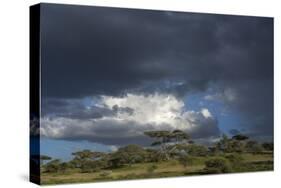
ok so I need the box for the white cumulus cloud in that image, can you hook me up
[41,93,220,145]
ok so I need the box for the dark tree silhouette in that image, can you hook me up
[144,130,189,160]
[40,155,52,166]
[232,134,249,141]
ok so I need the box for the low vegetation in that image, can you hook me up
[40,130,273,185]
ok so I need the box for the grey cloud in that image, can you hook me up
[42,98,115,120]
[229,129,241,136]
[40,95,220,145]
[188,116,220,139]
[40,4,273,141]
[41,4,272,99]
[41,115,220,146]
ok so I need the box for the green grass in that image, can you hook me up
[41,153,273,185]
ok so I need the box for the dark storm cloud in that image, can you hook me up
[40,4,215,97]
[40,4,273,140]
[229,129,241,136]
[225,79,273,136]
[42,98,115,119]
[41,4,272,97]
[188,116,220,139]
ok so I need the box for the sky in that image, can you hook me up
[38,3,273,161]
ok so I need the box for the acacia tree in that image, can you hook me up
[216,134,229,152]
[72,150,93,160]
[232,134,249,141]
[262,142,273,151]
[115,144,148,165]
[231,134,249,153]
[168,130,191,156]
[216,134,249,153]
[245,141,263,154]
[172,130,190,143]
[40,155,52,166]
[144,130,189,160]
[44,159,61,173]
[144,130,172,160]
[70,149,107,169]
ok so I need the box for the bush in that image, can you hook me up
[80,161,95,173]
[228,140,244,153]
[146,150,167,162]
[113,144,148,164]
[187,144,208,157]
[80,160,106,173]
[225,153,244,165]
[262,142,273,151]
[204,158,232,174]
[44,159,61,173]
[245,141,263,154]
[178,156,196,168]
[59,162,69,173]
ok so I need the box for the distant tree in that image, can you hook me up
[40,155,52,166]
[186,144,208,157]
[204,158,232,174]
[80,160,107,173]
[229,140,244,153]
[262,142,273,151]
[118,144,148,164]
[188,140,194,144]
[208,146,220,156]
[232,134,249,141]
[107,145,148,168]
[178,156,195,168]
[144,130,189,160]
[72,150,93,160]
[245,141,263,154]
[144,131,172,160]
[108,156,123,169]
[231,134,249,153]
[216,134,230,152]
[40,155,52,161]
[145,148,162,162]
[216,134,249,153]
[59,162,69,173]
[80,160,94,173]
[70,149,108,173]
[44,159,61,173]
[172,130,190,143]
[70,149,107,169]
[225,153,244,166]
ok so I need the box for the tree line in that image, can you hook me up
[40,130,273,174]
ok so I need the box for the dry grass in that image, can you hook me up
[41,153,273,185]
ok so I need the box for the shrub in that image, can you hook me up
[187,144,208,157]
[225,153,244,164]
[245,141,263,154]
[204,158,232,174]
[262,142,273,151]
[178,156,196,168]
[80,160,106,173]
[44,159,61,173]
[59,162,69,173]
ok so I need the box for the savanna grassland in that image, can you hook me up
[39,130,273,185]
